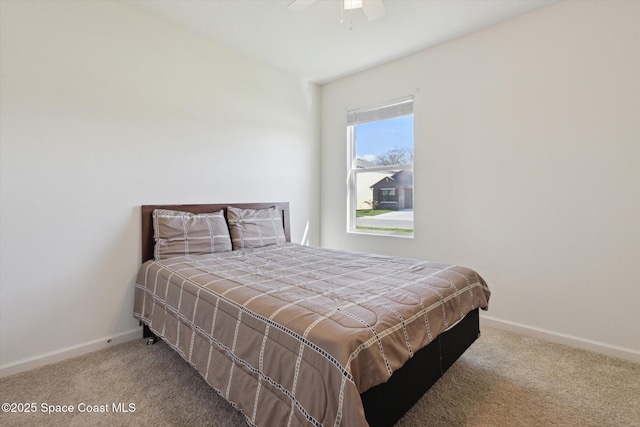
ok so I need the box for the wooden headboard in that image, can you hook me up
[141,202,291,263]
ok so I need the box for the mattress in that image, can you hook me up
[134,243,490,426]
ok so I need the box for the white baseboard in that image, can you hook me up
[0,327,142,378]
[480,314,640,364]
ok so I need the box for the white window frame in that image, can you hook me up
[347,96,414,237]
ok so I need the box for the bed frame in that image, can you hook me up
[139,202,480,427]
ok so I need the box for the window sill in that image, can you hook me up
[348,229,414,239]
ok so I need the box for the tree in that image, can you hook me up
[363,200,378,212]
[375,146,413,166]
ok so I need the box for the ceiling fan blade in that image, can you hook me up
[288,0,316,12]
[363,0,386,21]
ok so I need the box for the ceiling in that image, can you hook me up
[123,0,559,85]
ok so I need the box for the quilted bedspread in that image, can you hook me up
[134,243,490,426]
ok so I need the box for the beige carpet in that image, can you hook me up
[1,326,638,427]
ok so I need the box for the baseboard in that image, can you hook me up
[480,314,640,364]
[0,327,142,378]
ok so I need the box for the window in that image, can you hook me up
[380,188,396,202]
[347,96,414,237]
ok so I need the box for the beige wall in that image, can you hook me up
[0,0,320,374]
[321,1,640,358]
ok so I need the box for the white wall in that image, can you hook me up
[321,1,639,359]
[0,0,320,375]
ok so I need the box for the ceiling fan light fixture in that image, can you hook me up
[343,0,363,11]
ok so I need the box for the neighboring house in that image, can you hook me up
[356,171,393,210]
[371,170,413,210]
[354,158,393,210]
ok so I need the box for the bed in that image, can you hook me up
[134,202,490,427]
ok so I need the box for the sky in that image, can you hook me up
[355,114,414,162]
